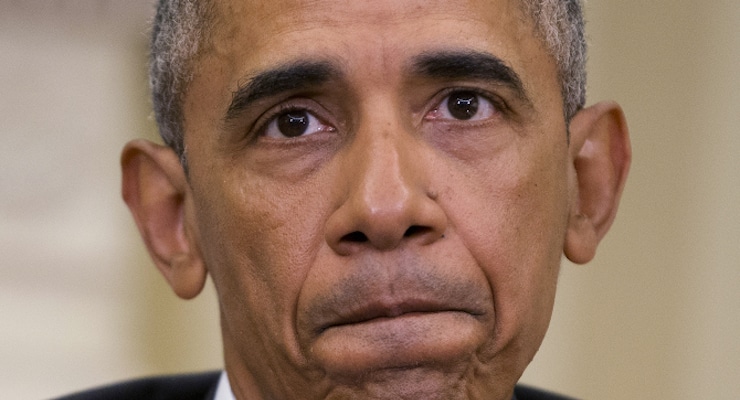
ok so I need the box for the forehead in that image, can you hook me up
[187,0,560,126]
[205,0,539,65]
[216,0,525,25]
[214,0,525,25]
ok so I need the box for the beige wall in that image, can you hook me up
[521,1,740,398]
[1,1,737,399]
[0,2,223,398]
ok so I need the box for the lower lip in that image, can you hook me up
[309,311,484,375]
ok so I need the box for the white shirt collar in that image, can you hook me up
[214,371,236,400]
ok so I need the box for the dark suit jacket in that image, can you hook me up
[54,371,221,400]
[53,371,575,400]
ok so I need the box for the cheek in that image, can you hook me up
[443,141,569,349]
[190,169,327,355]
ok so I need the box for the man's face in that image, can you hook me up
[184,0,569,398]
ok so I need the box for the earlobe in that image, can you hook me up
[564,101,631,264]
[121,139,208,299]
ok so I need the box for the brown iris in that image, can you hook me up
[276,111,310,137]
[447,91,479,120]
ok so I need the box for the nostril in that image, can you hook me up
[341,231,368,243]
[403,225,430,237]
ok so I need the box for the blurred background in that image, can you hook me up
[1,0,738,399]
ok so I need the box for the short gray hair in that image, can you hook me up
[522,0,587,123]
[149,0,212,158]
[149,0,586,158]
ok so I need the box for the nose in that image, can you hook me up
[325,125,448,255]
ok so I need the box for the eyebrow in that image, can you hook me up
[224,51,530,122]
[225,61,339,121]
[410,50,531,105]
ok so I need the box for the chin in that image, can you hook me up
[323,365,483,400]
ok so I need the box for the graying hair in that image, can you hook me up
[149,0,211,158]
[149,0,586,157]
[522,0,587,123]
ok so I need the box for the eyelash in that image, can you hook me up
[248,87,509,140]
[430,87,509,117]
[252,101,330,139]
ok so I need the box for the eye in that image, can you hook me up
[263,109,334,139]
[427,90,498,122]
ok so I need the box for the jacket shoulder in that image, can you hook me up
[514,384,578,400]
[53,371,221,400]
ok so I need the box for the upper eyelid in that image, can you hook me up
[249,86,506,134]
[251,99,331,137]
[429,87,508,114]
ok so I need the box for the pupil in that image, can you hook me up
[277,111,309,137]
[447,92,479,120]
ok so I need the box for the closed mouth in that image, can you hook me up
[318,299,484,334]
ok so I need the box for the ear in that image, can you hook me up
[564,101,632,264]
[121,139,207,299]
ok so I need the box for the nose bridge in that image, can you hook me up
[352,120,413,215]
[324,108,447,254]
